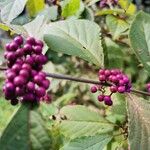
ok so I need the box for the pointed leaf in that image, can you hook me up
[129,11,150,73]
[44,20,104,67]
[59,105,114,139]
[61,134,112,150]
[127,94,150,150]
[0,0,27,23]
[0,104,31,150]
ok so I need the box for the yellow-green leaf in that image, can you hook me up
[26,0,45,17]
[0,23,15,35]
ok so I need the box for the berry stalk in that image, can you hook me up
[0,66,150,97]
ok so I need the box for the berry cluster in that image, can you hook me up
[99,0,118,8]
[3,36,51,105]
[91,69,131,106]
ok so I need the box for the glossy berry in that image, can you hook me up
[36,87,46,98]
[98,95,104,102]
[14,36,23,45]
[14,76,26,86]
[90,86,97,93]
[117,86,126,93]
[26,37,35,45]
[9,42,18,51]
[110,86,117,93]
[27,82,35,91]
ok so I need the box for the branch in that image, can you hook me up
[1,66,150,96]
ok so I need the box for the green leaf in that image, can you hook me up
[59,105,114,139]
[61,134,112,150]
[127,94,150,150]
[23,15,47,39]
[106,15,128,40]
[0,104,31,150]
[26,0,45,17]
[81,7,94,21]
[44,20,104,67]
[30,110,52,150]
[0,23,15,34]
[62,0,80,18]
[129,11,150,73]
[0,104,52,150]
[104,38,124,69]
[0,0,27,23]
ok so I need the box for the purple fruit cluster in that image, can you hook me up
[3,36,51,105]
[91,69,131,106]
[99,0,118,8]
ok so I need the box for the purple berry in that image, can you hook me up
[12,64,22,73]
[104,69,111,76]
[16,48,24,57]
[111,76,118,83]
[26,37,35,45]
[7,52,16,61]
[14,76,26,86]
[99,75,106,81]
[42,79,50,89]
[99,69,105,75]
[119,80,125,86]
[23,44,32,53]
[98,95,104,102]
[104,96,113,106]
[34,75,43,85]
[31,70,38,77]
[25,56,34,64]
[22,63,32,71]
[19,69,29,78]
[14,36,23,45]
[36,87,46,98]
[117,86,126,93]
[90,86,97,93]
[9,42,18,51]
[7,71,16,81]
[34,46,42,54]
[110,86,117,93]
[27,82,35,91]
[38,72,46,78]
[5,82,15,92]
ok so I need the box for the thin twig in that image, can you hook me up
[1,66,150,96]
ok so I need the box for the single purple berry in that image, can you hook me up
[104,96,113,106]
[27,82,35,91]
[98,95,104,102]
[14,76,26,86]
[26,37,35,45]
[147,83,150,89]
[99,75,106,81]
[110,86,117,93]
[99,69,105,75]
[38,72,46,78]
[117,86,126,93]
[5,82,15,92]
[33,46,42,54]
[9,42,18,51]
[25,56,34,64]
[23,44,32,53]
[7,71,16,81]
[12,64,22,73]
[22,63,32,71]
[111,76,118,83]
[34,75,43,85]
[90,86,97,93]
[16,48,24,57]
[14,36,23,45]
[116,74,123,80]
[6,52,16,62]
[19,69,30,78]
[119,80,125,86]
[104,69,111,76]
[123,76,129,84]
[36,87,46,98]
